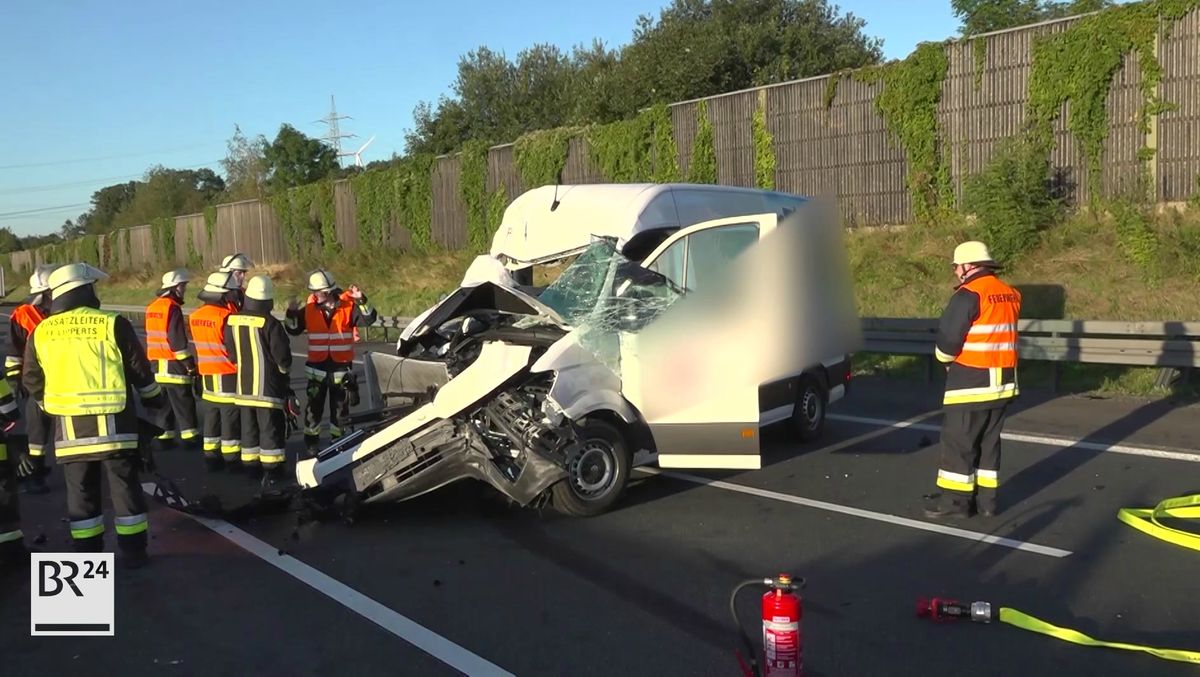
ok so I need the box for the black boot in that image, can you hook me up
[923,493,975,519]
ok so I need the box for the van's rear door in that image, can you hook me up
[620,213,778,470]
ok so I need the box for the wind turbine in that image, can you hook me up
[340,135,375,168]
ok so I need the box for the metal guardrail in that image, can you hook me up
[862,317,1200,389]
[103,304,416,340]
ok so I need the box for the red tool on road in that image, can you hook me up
[731,574,805,677]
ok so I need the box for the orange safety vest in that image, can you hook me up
[189,304,237,376]
[11,303,44,337]
[145,296,179,361]
[954,275,1021,369]
[305,299,356,364]
[307,292,361,343]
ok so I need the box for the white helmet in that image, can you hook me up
[47,262,109,300]
[202,271,238,294]
[307,269,336,292]
[28,264,58,294]
[245,275,274,301]
[160,268,192,289]
[952,241,995,266]
[219,253,253,272]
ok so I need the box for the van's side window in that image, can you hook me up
[646,238,687,289]
[684,223,759,293]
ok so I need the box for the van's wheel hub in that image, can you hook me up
[801,390,821,431]
[570,441,616,497]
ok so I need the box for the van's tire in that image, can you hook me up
[551,419,632,517]
[792,374,827,442]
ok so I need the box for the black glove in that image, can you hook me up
[191,374,203,399]
[15,452,39,479]
[136,417,164,473]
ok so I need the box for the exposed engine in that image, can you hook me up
[468,377,572,482]
[345,372,575,507]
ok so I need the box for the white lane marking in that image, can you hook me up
[828,413,1200,463]
[638,471,1073,558]
[141,484,513,676]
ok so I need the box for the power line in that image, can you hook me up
[0,142,225,171]
[0,203,89,219]
[0,160,223,196]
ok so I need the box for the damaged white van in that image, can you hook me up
[294,183,862,516]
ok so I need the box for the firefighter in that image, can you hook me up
[0,376,28,568]
[6,264,57,494]
[285,269,377,454]
[219,252,253,311]
[224,275,293,481]
[189,271,243,470]
[22,263,165,567]
[145,269,200,449]
[924,241,1022,520]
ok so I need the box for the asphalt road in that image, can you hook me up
[2,331,1199,676]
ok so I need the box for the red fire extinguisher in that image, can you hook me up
[731,574,805,677]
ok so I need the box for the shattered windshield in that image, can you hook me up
[514,239,682,352]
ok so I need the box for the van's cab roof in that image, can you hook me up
[489,183,810,269]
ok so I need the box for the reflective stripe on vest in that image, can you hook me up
[189,304,237,376]
[34,307,127,416]
[955,276,1021,370]
[145,296,178,361]
[227,314,286,409]
[305,300,356,363]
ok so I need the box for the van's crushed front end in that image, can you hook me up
[293,242,673,515]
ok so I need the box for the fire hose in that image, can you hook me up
[915,491,1200,667]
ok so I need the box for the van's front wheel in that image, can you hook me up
[551,419,631,517]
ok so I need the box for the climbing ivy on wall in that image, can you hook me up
[203,205,217,249]
[398,154,435,253]
[513,127,578,188]
[316,181,339,257]
[687,101,717,184]
[79,235,100,267]
[752,94,776,190]
[1025,0,1199,201]
[186,224,202,268]
[350,166,397,249]
[972,38,987,92]
[855,41,953,223]
[460,139,491,252]
[151,216,175,263]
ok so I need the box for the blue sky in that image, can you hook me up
[0,0,962,237]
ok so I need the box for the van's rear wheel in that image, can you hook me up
[792,374,827,442]
[551,419,631,517]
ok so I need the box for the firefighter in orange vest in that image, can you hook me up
[5,264,56,494]
[285,269,377,454]
[219,253,253,311]
[145,269,200,449]
[189,271,243,470]
[925,241,1022,520]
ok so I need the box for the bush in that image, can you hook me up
[961,137,1063,265]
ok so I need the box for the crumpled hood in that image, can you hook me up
[398,280,567,347]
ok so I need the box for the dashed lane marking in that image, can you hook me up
[637,471,1073,558]
[827,413,1200,463]
[141,484,514,676]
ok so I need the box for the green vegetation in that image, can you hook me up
[1024,0,1199,200]
[687,101,717,184]
[855,41,954,223]
[752,94,777,189]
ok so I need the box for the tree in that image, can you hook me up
[60,218,85,239]
[0,227,23,255]
[80,182,138,234]
[262,123,339,192]
[111,166,226,229]
[402,0,884,155]
[220,124,269,201]
[951,0,1115,35]
[616,0,884,110]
